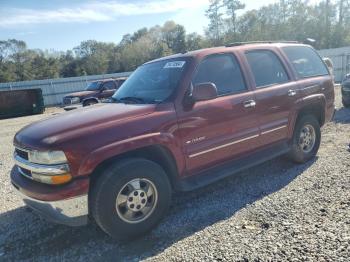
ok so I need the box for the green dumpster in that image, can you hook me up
[0,89,45,119]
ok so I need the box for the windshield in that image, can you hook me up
[112,58,188,104]
[86,81,102,91]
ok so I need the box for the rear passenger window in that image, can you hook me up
[103,81,116,90]
[282,46,329,78]
[193,54,246,96]
[245,50,289,88]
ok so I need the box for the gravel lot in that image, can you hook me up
[0,87,349,261]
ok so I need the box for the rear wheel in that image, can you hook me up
[91,158,172,240]
[288,115,321,163]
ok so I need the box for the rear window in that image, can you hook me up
[282,46,329,78]
[245,50,289,88]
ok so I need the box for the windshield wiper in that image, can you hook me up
[116,96,147,104]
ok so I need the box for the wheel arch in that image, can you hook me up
[288,95,326,139]
[82,97,99,106]
[297,101,325,127]
[88,144,179,191]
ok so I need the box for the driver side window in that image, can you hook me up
[102,81,116,90]
[193,54,246,96]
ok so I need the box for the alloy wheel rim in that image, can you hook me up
[298,124,316,153]
[116,178,158,224]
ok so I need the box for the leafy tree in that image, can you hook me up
[186,33,207,51]
[161,21,187,53]
[131,28,148,42]
[73,40,116,75]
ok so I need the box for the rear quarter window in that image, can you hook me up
[282,46,329,78]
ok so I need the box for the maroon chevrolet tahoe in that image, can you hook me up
[11,42,335,240]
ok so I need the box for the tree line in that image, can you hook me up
[1,0,349,83]
[205,0,350,48]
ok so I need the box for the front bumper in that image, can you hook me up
[63,104,83,111]
[11,167,89,226]
[15,187,88,226]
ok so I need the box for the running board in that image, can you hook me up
[175,141,290,192]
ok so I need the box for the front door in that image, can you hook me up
[100,81,117,99]
[176,53,260,175]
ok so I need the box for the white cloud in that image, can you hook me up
[0,0,209,28]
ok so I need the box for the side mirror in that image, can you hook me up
[192,82,218,102]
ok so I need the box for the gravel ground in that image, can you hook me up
[0,88,349,261]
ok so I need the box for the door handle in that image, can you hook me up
[243,100,256,108]
[288,90,297,97]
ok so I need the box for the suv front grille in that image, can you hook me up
[18,166,32,179]
[15,148,28,160]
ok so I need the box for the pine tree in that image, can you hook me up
[206,0,224,46]
[223,0,245,34]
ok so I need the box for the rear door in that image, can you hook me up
[176,53,260,174]
[243,49,300,147]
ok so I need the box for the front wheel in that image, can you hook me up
[90,158,172,240]
[288,115,321,163]
[83,100,97,107]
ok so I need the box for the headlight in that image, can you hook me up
[71,97,80,104]
[342,86,350,92]
[28,150,67,165]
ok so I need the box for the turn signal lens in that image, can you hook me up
[51,174,72,185]
[32,173,72,185]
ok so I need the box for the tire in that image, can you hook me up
[90,158,172,240]
[288,115,321,163]
[83,100,97,107]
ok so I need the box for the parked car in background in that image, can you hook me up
[11,42,335,240]
[62,77,127,110]
[341,73,350,107]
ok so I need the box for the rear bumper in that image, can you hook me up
[11,166,89,226]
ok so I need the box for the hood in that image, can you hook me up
[14,103,156,149]
[65,90,98,98]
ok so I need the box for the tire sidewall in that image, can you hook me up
[83,100,97,107]
[91,159,171,239]
[290,115,321,163]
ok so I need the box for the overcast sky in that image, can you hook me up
[0,0,319,51]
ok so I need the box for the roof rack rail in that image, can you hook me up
[225,41,299,47]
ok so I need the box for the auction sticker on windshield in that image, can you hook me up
[164,61,186,68]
